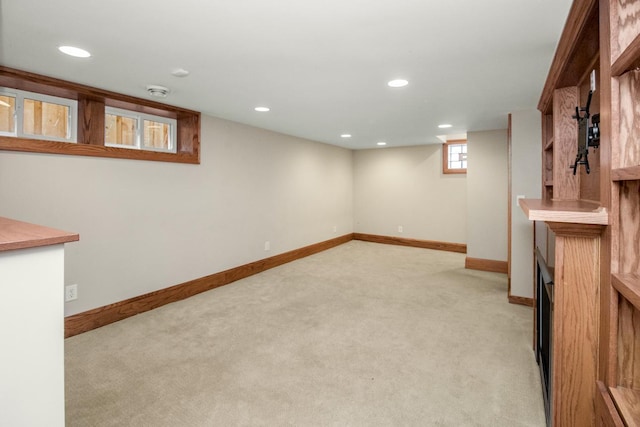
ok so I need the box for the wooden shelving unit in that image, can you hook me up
[527,1,640,425]
[609,387,640,426]
[603,1,640,426]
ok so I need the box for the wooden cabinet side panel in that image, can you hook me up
[617,298,640,389]
[618,70,640,169]
[611,0,640,64]
[553,87,581,200]
[553,235,601,427]
[619,181,640,272]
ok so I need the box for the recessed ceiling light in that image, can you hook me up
[341,134,352,138]
[377,142,387,146]
[255,106,270,112]
[388,79,409,88]
[171,68,190,78]
[58,45,91,58]
[438,124,453,128]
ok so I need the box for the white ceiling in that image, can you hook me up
[0,0,573,149]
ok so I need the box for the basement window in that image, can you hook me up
[0,87,77,142]
[105,107,176,153]
[0,67,201,164]
[443,140,467,174]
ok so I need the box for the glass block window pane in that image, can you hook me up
[23,98,70,139]
[105,113,137,147]
[0,95,16,134]
[143,119,171,150]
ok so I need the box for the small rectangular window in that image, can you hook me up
[23,98,70,140]
[105,107,176,153]
[0,87,77,142]
[0,94,16,135]
[105,112,137,148]
[143,119,171,151]
[443,140,467,174]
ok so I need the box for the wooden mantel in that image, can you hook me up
[0,216,79,251]
[519,198,609,225]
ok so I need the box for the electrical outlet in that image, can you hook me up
[264,241,270,251]
[333,225,337,233]
[398,225,403,233]
[65,284,78,302]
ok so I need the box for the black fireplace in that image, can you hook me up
[535,247,553,426]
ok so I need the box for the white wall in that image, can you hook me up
[510,110,542,298]
[353,145,467,244]
[466,129,509,261]
[0,115,354,316]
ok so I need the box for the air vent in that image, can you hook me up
[146,85,169,98]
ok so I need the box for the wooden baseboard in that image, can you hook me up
[353,233,466,253]
[464,257,508,274]
[65,233,353,338]
[508,295,535,307]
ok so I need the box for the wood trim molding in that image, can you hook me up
[546,221,606,237]
[538,0,598,112]
[508,295,535,307]
[352,233,466,253]
[0,136,200,164]
[65,233,353,338]
[465,257,508,274]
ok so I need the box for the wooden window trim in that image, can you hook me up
[442,139,467,174]
[0,66,200,164]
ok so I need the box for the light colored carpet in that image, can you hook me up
[65,241,545,426]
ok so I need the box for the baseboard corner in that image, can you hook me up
[464,257,508,274]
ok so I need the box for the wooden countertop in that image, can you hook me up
[0,217,79,252]
[519,199,609,225]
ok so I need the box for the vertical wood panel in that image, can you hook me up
[554,86,581,200]
[177,113,200,158]
[611,0,640,64]
[619,181,640,272]
[599,0,617,386]
[618,70,640,169]
[551,231,601,427]
[77,96,105,145]
[617,298,640,389]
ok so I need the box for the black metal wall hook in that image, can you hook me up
[571,90,600,175]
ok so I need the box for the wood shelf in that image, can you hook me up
[544,180,554,187]
[609,386,640,427]
[612,32,640,77]
[544,136,554,150]
[520,198,608,225]
[612,166,640,181]
[612,273,640,312]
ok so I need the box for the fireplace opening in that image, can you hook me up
[535,247,553,426]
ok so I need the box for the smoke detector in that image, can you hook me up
[146,85,170,98]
